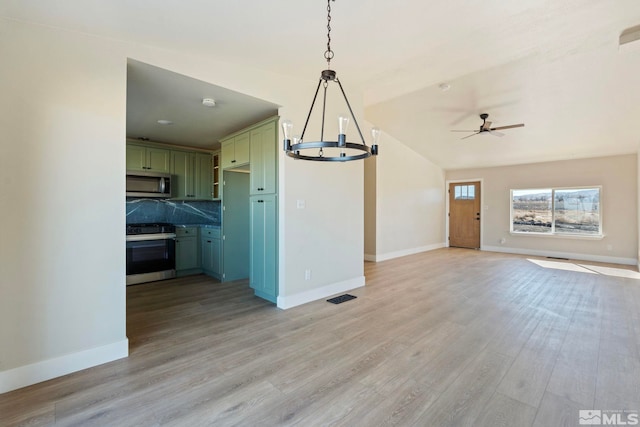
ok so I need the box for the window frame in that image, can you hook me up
[510,186,603,238]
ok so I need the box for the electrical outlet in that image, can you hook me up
[305,269,311,280]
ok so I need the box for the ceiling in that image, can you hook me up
[126,60,279,150]
[2,0,640,168]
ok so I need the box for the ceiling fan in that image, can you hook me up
[451,113,524,139]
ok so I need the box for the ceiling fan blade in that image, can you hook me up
[488,130,505,137]
[482,121,492,131]
[451,130,478,132]
[461,132,480,140]
[490,124,524,131]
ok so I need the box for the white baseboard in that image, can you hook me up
[277,276,365,310]
[365,243,446,262]
[0,339,128,394]
[482,245,637,266]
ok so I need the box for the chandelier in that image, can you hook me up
[282,0,380,162]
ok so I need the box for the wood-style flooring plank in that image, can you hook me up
[2,249,639,427]
[474,391,537,427]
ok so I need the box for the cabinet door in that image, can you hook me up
[171,151,193,199]
[176,236,199,271]
[249,128,264,195]
[147,148,171,173]
[221,140,235,170]
[250,195,277,301]
[195,153,212,199]
[126,144,147,171]
[201,238,213,271]
[250,122,276,195]
[212,238,221,275]
[234,133,250,166]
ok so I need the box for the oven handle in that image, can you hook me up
[126,233,177,242]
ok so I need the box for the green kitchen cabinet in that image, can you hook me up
[250,194,277,302]
[249,120,277,195]
[126,144,171,173]
[176,227,200,276]
[171,151,213,199]
[221,132,250,170]
[201,227,221,280]
[194,152,213,199]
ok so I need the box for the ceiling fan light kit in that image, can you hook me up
[451,113,524,140]
[282,0,380,162]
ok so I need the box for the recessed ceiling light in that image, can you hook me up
[202,98,216,107]
[438,83,451,92]
[157,119,173,125]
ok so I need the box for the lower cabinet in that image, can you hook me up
[175,227,201,276]
[201,227,222,280]
[250,194,277,302]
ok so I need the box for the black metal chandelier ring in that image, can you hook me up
[286,141,375,162]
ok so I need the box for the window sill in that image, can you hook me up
[510,231,604,240]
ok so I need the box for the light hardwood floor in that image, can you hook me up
[2,248,640,426]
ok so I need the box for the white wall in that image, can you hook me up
[0,18,128,392]
[446,154,638,264]
[365,130,446,261]
[0,17,366,391]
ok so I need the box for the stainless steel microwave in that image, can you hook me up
[126,171,171,198]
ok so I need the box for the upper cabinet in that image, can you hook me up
[221,132,250,170]
[126,144,171,173]
[171,151,213,200]
[250,120,277,195]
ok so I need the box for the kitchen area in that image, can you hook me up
[125,59,279,304]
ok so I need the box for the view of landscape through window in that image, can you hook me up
[511,188,601,235]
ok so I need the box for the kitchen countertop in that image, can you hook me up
[174,224,221,229]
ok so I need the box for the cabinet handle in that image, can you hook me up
[258,200,264,203]
[207,240,211,243]
[231,160,236,163]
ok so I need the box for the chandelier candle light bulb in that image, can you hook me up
[282,119,293,151]
[281,0,379,162]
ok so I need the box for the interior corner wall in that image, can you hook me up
[364,157,377,259]
[0,17,366,392]
[446,154,638,264]
[372,130,446,261]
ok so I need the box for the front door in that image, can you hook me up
[449,181,481,249]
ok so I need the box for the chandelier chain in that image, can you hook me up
[324,0,335,67]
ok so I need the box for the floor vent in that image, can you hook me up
[546,256,570,260]
[327,294,357,304]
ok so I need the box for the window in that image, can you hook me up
[454,184,475,200]
[511,187,601,236]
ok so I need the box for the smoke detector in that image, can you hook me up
[202,98,216,107]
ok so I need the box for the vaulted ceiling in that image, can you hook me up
[2,0,640,169]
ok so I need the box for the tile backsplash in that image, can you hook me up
[126,199,221,225]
